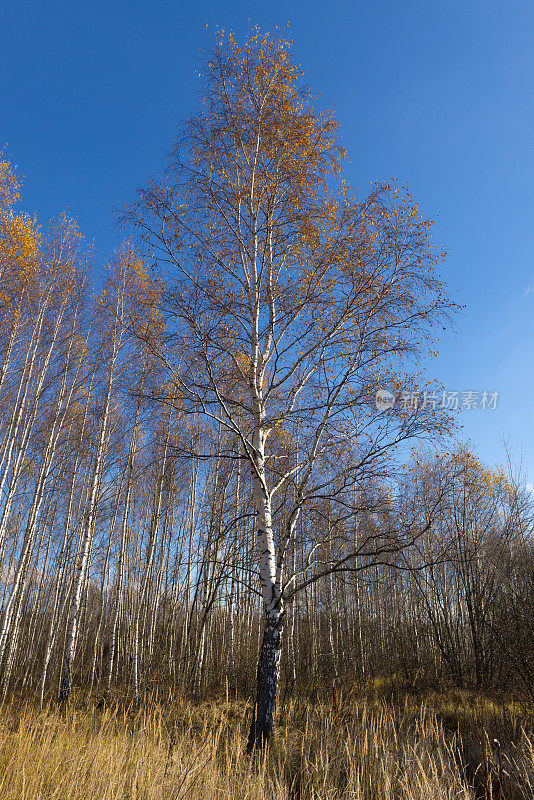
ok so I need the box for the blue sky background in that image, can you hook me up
[1,1,533,481]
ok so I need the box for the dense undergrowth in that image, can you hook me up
[0,690,532,799]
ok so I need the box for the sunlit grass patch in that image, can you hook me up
[0,693,531,799]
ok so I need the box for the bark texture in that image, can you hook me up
[247,614,283,752]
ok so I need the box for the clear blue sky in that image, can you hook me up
[1,1,533,481]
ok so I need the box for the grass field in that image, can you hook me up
[0,691,532,799]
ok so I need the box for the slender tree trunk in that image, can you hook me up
[247,432,284,749]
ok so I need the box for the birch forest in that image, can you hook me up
[0,26,533,800]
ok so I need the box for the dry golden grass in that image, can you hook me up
[0,693,531,799]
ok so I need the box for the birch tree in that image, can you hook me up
[59,247,159,703]
[128,29,456,747]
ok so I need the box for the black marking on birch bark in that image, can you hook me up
[246,617,283,752]
[58,658,71,704]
